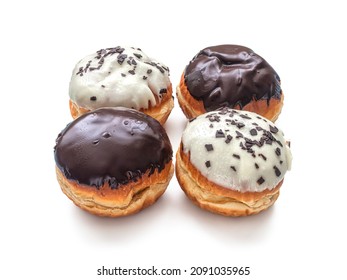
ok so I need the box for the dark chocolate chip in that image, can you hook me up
[215,129,225,138]
[255,163,259,169]
[156,65,165,73]
[232,154,240,159]
[205,144,213,151]
[225,135,232,144]
[274,166,281,177]
[240,114,252,119]
[258,153,267,161]
[275,148,281,156]
[236,131,243,138]
[237,123,245,129]
[117,54,127,64]
[250,129,257,136]
[269,125,279,134]
[159,88,167,94]
[230,166,236,172]
[257,177,265,185]
[90,96,97,101]
[205,161,211,168]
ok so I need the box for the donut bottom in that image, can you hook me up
[56,162,174,217]
[176,147,282,217]
[69,84,174,125]
[176,74,284,122]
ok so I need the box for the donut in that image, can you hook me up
[176,107,292,216]
[54,107,174,217]
[69,46,173,124]
[177,45,284,122]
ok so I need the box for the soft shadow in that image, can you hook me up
[176,193,276,243]
[70,193,172,243]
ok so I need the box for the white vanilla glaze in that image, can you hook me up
[69,46,171,110]
[181,108,292,193]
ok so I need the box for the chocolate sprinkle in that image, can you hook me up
[274,166,281,177]
[257,177,265,185]
[215,129,225,138]
[232,154,240,159]
[269,125,279,134]
[258,153,267,161]
[207,115,221,122]
[225,135,232,144]
[117,53,127,64]
[250,128,257,136]
[147,69,152,74]
[205,144,214,151]
[128,70,135,75]
[230,166,236,172]
[236,131,243,138]
[237,123,245,129]
[205,161,211,168]
[255,163,259,169]
[90,96,97,101]
[143,76,147,80]
[275,147,281,156]
[240,114,252,119]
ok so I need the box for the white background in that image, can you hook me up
[1,0,346,279]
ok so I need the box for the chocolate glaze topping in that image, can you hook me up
[54,107,172,189]
[184,45,282,111]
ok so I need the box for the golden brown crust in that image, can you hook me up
[176,74,284,122]
[56,162,174,217]
[176,144,282,216]
[176,74,205,119]
[69,84,174,125]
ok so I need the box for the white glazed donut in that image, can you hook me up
[176,107,292,216]
[68,46,173,124]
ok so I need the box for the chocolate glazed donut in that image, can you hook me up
[54,107,174,217]
[185,45,282,110]
[55,108,172,189]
